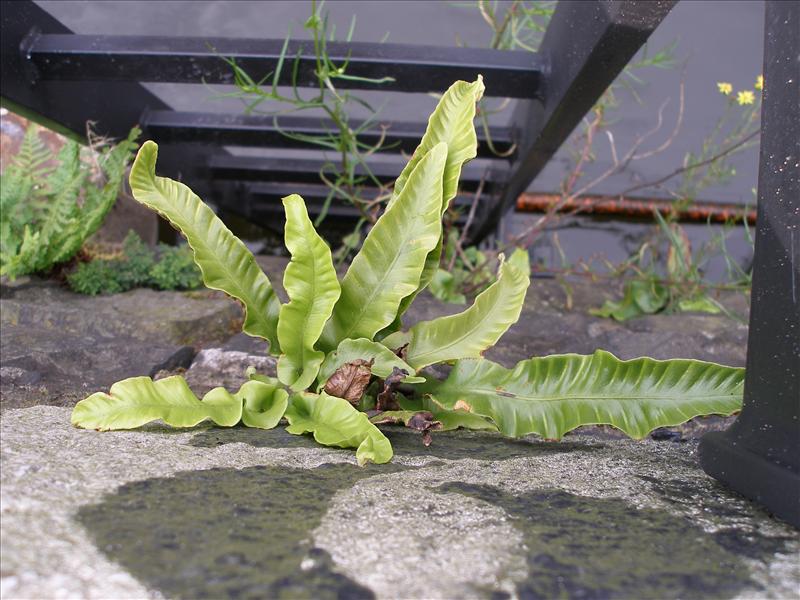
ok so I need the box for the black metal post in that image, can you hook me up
[698,0,800,527]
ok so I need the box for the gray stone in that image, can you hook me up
[0,278,243,412]
[182,345,277,397]
[1,406,797,600]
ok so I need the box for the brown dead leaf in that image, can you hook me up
[405,411,442,447]
[406,411,443,432]
[453,399,472,412]
[395,343,409,361]
[324,359,374,405]
[376,366,407,411]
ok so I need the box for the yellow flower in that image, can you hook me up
[737,90,755,105]
[755,75,763,90]
[717,82,733,95]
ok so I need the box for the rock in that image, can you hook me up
[183,346,277,397]
[0,406,797,599]
[0,278,243,412]
[88,191,159,248]
[148,345,196,377]
[0,255,785,600]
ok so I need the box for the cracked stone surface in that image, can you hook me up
[1,407,798,600]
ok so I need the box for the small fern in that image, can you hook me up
[0,123,140,280]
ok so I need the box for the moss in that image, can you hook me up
[77,463,408,599]
[437,482,763,599]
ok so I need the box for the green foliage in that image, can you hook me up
[277,195,341,391]
[72,78,744,466]
[380,78,486,334]
[117,230,156,288]
[382,248,530,370]
[149,244,204,291]
[285,391,392,466]
[72,375,287,430]
[589,211,738,321]
[429,233,495,304]
[67,260,125,296]
[422,350,743,440]
[66,231,202,295]
[319,143,447,350]
[0,125,140,280]
[317,338,424,388]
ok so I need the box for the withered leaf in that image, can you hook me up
[395,343,409,361]
[376,366,407,411]
[453,399,472,412]
[406,411,442,447]
[406,411,443,433]
[323,359,373,405]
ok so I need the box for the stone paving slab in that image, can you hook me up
[1,256,775,600]
[0,280,242,412]
[1,406,798,600]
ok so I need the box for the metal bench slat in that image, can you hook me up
[143,111,515,158]
[28,34,543,97]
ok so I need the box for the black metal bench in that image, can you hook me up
[2,0,675,241]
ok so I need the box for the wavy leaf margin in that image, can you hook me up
[129,141,281,352]
[424,350,745,439]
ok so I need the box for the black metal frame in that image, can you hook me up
[1,0,673,239]
[699,0,800,528]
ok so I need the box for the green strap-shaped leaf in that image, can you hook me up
[424,350,745,440]
[380,77,486,336]
[389,77,485,212]
[277,195,342,390]
[319,143,448,351]
[317,338,424,390]
[390,248,530,369]
[71,376,284,430]
[284,392,393,465]
[129,141,281,352]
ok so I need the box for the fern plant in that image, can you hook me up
[0,124,140,280]
[71,79,743,465]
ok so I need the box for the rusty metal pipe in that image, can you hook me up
[515,193,757,225]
